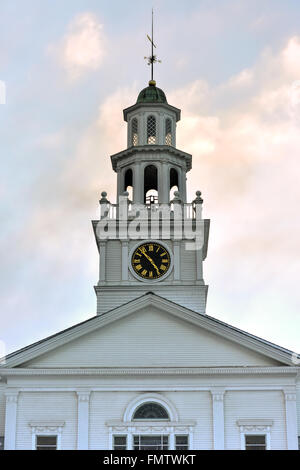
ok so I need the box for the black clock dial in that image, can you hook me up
[131,242,171,280]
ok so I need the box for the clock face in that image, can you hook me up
[131,242,171,280]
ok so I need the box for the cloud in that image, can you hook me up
[166,37,300,350]
[50,13,107,80]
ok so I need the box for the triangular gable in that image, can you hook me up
[1,294,296,368]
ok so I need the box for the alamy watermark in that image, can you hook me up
[95,195,205,250]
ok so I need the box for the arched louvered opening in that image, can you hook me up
[131,118,138,146]
[147,115,156,144]
[133,403,169,421]
[124,168,133,200]
[170,167,179,199]
[165,118,172,146]
[144,164,158,204]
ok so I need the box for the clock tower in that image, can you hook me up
[93,80,210,315]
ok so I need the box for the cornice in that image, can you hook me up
[123,102,181,122]
[110,145,192,171]
[0,366,299,376]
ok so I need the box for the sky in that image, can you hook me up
[0,0,300,357]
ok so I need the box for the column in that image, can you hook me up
[76,391,91,450]
[117,169,124,201]
[4,390,19,450]
[211,389,225,450]
[133,163,143,204]
[121,241,129,281]
[159,162,169,204]
[169,429,175,450]
[127,428,133,450]
[284,390,298,450]
[180,169,187,203]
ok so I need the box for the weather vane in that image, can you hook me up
[144,9,161,83]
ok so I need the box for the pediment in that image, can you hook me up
[2,294,294,369]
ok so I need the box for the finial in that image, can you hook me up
[171,190,182,204]
[144,9,161,83]
[194,191,203,204]
[99,191,109,204]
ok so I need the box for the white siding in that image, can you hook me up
[89,391,136,450]
[23,307,280,368]
[0,384,5,435]
[166,391,212,450]
[89,390,212,450]
[15,392,77,450]
[180,244,197,281]
[224,390,287,450]
[4,388,291,450]
[97,285,207,315]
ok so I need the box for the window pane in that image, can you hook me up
[176,435,189,450]
[36,435,57,450]
[246,435,265,444]
[133,402,169,420]
[113,435,127,450]
[245,435,266,450]
[132,118,138,146]
[133,435,169,450]
[147,116,156,144]
[165,118,172,146]
[37,436,57,445]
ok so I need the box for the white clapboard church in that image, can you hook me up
[0,79,299,451]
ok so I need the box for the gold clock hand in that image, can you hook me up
[139,248,160,275]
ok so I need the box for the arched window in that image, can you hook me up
[144,164,158,203]
[133,402,169,420]
[170,167,179,199]
[124,168,133,200]
[147,115,156,144]
[165,118,172,146]
[131,118,138,146]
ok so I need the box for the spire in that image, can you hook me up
[144,9,161,86]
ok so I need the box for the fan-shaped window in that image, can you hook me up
[147,115,156,144]
[165,118,172,146]
[133,402,169,420]
[131,118,138,146]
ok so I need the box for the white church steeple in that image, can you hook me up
[93,78,210,316]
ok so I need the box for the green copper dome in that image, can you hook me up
[137,80,167,104]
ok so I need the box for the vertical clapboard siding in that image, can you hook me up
[224,390,287,450]
[15,392,77,450]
